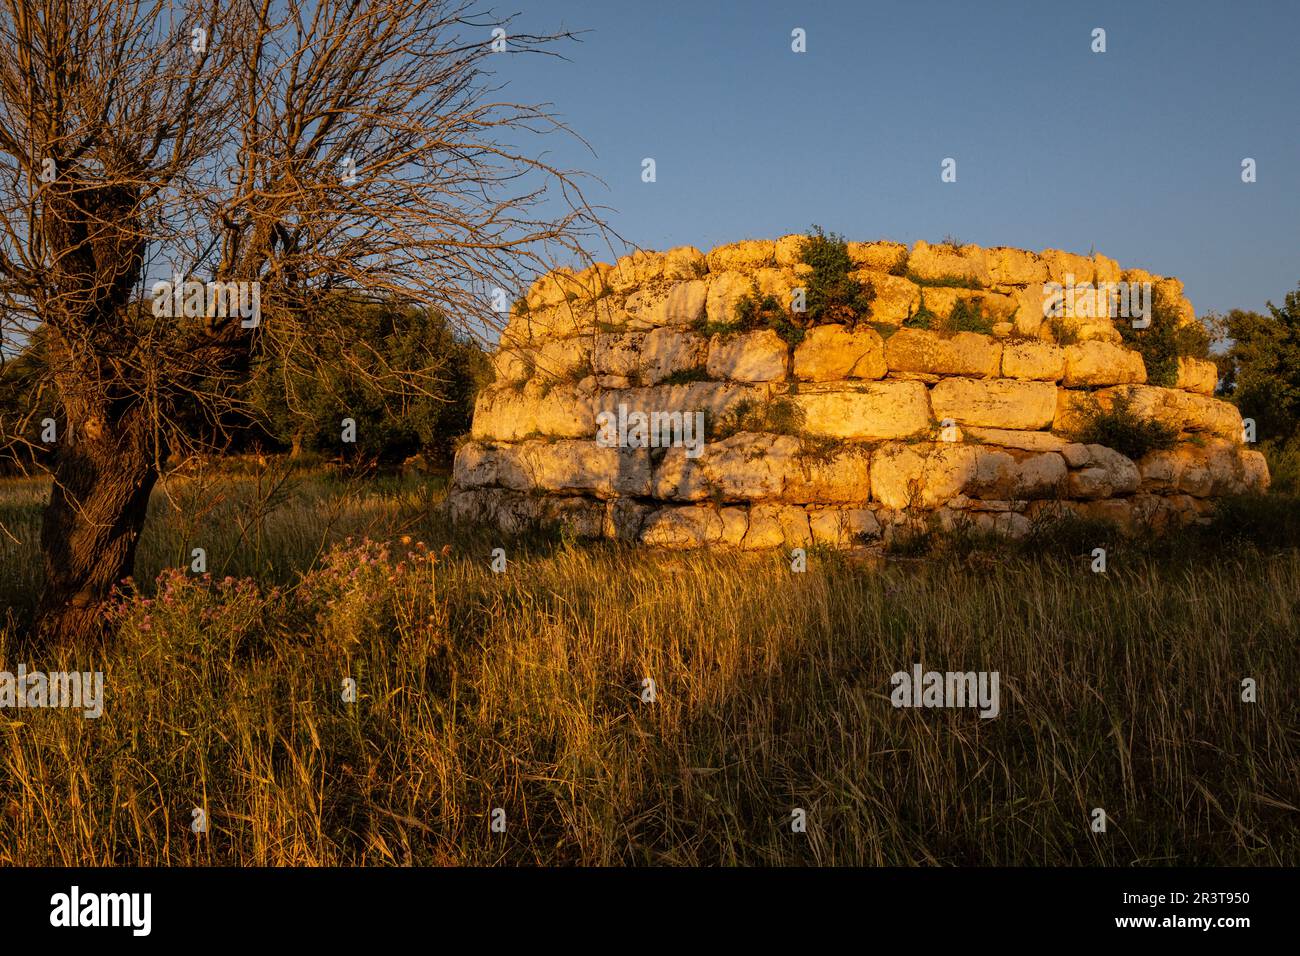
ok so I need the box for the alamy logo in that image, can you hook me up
[151,273,261,328]
[50,886,151,936]
[1042,275,1151,327]
[890,664,1000,719]
[0,666,103,718]
[596,403,706,458]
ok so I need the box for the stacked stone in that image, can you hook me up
[449,238,1269,549]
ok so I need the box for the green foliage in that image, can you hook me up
[907,271,984,290]
[244,296,490,464]
[1071,392,1178,460]
[1119,284,1210,387]
[800,225,876,323]
[1213,286,1300,444]
[1260,437,1300,496]
[903,290,937,329]
[947,297,995,335]
[904,293,994,335]
[733,287,806,346]
[659,367,712,386]
[712,396,805,440]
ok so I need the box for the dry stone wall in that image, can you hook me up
[450,237,1269,549]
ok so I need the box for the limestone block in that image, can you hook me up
[1067,445,1140,498]
[930,378,1058,430]
[884,328,1002,378]
[707,329,789,382]
[1002,341,1064,381]
[1175,357,1218,395]
[808,508,882,546]
[640,328,708,385]
[1061,341,1147,387]
[908,240,990,285]
[705,271,755,325]
[472,385,593,440]
[593,332,645,376]
[792,324,887,381]
[790,381,931,440]
[986,247,1048,286]
[706,240,776,273]
[494,440,651,498]
[741,503,812,550]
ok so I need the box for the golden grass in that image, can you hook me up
[0,471,1296,865]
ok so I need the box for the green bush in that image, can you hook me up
[800,225,876,324]
[1212,286,1300,444]
[1119,284,1210,387]
[1071,392,1178,460]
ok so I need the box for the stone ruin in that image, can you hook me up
[448,237,1269,549]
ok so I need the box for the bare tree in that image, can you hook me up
[0,0,602,640]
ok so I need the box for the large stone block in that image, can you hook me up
[908,240,990,285]
[702,433,802,501]
[789,381,931,440]
[640,328,708,385]
[640,505,721,548]
[872,442,1066,507]
[593,332,645,376]
[846,240,909,273]
[493,440,651,498]
[1001,341,1064,381]
[1067,444,1140,499]
[884,328,1002,378]
[662,245,707,280]
[472,385,594,440]
[1175,357,1218,395]
[597,381,771,429]
[706,240,776,273]
[707,329,789,382]
[610,250,665,293]
[986,247,1048,286]
[1139,440,1271,497]
[1061,341,1147,387]
[532,336,593,381]
[784,446,872,503]
[792,324,886,381]
[1040,249,1095,284]
[705,271,755,325]
[930,378,1058,430]
[452,441,499,488]
[808,508,882,546]
[855,271,921,325]
[964,427,1069,453]
[638,279,709,328]
[741,503,812,550]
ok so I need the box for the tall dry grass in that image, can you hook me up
[0,469,1295,865]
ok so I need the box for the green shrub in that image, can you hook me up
[1212,286,1300,444]
[906,271,984,290]
[1119,285,1210,387]
[800,225,876,324]
[947,297,995,335]
[659,367,712,386]
[1071,392,1178,460]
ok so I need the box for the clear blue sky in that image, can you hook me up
[505,0,1300,316]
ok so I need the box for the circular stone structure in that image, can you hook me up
[449,237,1269,549]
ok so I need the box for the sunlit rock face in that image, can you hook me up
[453,237,1266,549]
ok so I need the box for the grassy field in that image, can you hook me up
[0,465,1297,865]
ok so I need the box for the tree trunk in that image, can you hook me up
[35,404,158,644]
